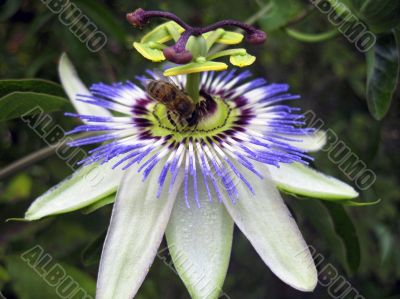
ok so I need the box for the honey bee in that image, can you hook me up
[146,79,196,125]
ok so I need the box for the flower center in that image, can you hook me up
[148,93,239,142]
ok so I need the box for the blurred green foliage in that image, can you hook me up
[0,0,399,298]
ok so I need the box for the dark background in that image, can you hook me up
[0,0,399,298]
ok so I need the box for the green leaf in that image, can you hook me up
[268,163,359,200]
[2,173,32,202]
[5,255,95,299]
[343,0,400,33]
[374,224,394,264]
[73,0,127,44]
[260,0,303,31]
[81,231,107,266]
[0,92,69,122]
[165,174,234,299]
[0,0,21,21]
[0,265,10,290]
[366,31,399,120]
[0,79,65,98]
[322,202,361,273]
[289,199,348,271]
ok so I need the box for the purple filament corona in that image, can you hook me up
[66,70,313,207]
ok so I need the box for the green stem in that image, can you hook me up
[0,132,94,180]
[186,72,200,104]
[184,36,207,104]
[285,28,339,43]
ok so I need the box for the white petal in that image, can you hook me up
[280,130,327,152]
[268,162,359,199]
[96,163,183,299]
[25,162,124,220]
[222,164,317,292]
[165,175,234,299]
[58,53,112,118]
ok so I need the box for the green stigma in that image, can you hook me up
[127,8,265,123]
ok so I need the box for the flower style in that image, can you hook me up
[23,10,361,299]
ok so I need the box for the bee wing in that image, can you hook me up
[152,69,185,90]
[151,69,169,81]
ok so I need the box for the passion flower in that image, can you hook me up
[24,9,361,299]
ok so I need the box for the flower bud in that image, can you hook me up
[246,30,267,44]
[126,8,147,28]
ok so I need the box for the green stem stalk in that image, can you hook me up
[0,132,94,181]
[186,72,200,104]
[285,28,339,43]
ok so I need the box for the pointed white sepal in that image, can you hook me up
[96,163,184,299]
[166,174,234,299]
[222,163,318,292]
[280,130,327,152]
[268,162,359,199]
[58,53,112,119]
[25,162,124,220]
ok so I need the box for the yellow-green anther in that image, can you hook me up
[166,22,182,42]
[202,30,244,45]
[148,41,166,50]
[141,21,184,44]
[230,53,256,67]
[205,28,226,51]
[133,42,166,62]
[207,48,247,61]
[163,61,228,76]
